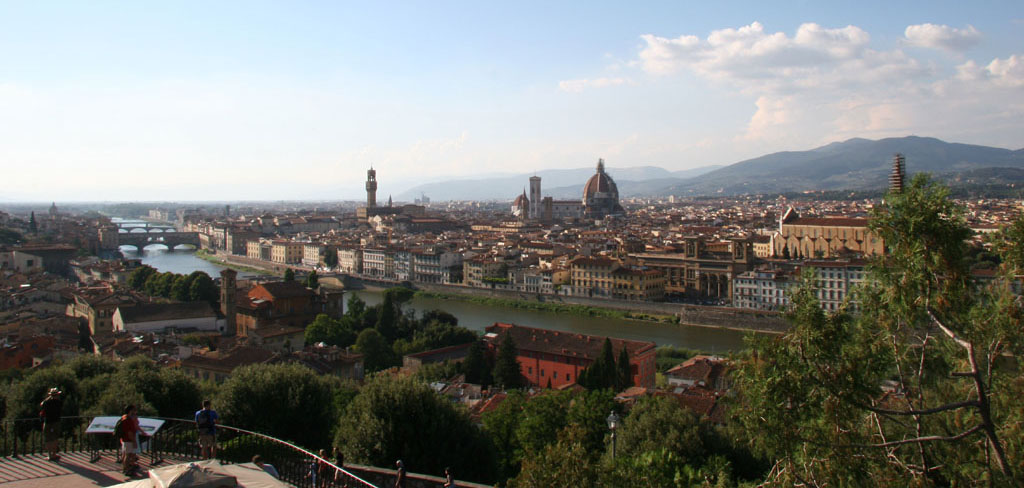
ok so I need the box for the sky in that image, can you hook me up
[1,1,1022,202]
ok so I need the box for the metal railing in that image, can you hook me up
[1,416,375,488]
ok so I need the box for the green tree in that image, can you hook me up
[510,426,603,488]
[514,391,572,455]
[335,375,497,483]
[462,341,491,386]
[374,291,399,342]
[578,338,618,390]
[565,389,616,457]
[355,328,395,373]
[617,395,704,467]
[171,274,191,301]
[216,363,339,449]
[383,286,415,309]
[323,249,338,268]
[304,313,356,347]
[145,271,176,297]
[616,347,633,391]
[105,356,202,419]
[188,272,218,302]
[733,175,1022,485]
[305,270,319,289]
[283,268,295,282]
[492,333,524,389]
[482,390,526,482]
[128,265,157,290]
[28,211,37,234]
[4,366,80,422]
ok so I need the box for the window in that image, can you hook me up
[540,369,545,377]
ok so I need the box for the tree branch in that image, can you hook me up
[859,399,979,416]
[828,424,983,449]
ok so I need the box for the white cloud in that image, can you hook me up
[905,24,981,52]
[626,22,1024,155]
[558,77,632,93]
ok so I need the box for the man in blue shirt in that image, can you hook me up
[195,400,219,459]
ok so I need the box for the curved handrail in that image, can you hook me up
[1,416,375,488]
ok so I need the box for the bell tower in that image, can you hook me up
[528,175,541,220]
[220,269,237,336]
[366,167,378,208]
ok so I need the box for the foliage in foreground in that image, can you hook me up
[732,174,1024,486]
[334,374,496,483]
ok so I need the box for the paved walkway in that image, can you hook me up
[0,451,195,487]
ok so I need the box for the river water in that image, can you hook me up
[110,219,752,351]
[346,290,750,352]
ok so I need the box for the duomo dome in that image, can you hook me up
[582,158,624,218]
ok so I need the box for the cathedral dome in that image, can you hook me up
[513,192,529,207]
[582,158,624,218]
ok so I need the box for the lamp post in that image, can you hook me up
[606,410,620,460]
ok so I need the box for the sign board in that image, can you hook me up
[86,416,166,436]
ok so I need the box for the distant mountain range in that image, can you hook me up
[660,136,1024,196]
[397,136,1024,201]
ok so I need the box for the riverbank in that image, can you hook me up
[414,290,681,323]
[348,277,788,335]
[194,250,273,275]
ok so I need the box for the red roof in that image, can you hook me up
[483,322,655,360]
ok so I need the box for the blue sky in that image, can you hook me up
[2,1,1022,201]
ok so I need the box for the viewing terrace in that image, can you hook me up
[1,416,489,488]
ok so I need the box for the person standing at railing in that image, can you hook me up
[39,388,63,462]
[332,447,347,487]
[443,467,455,488]
[394,460,406,488]
[194,400,219,459]
[119,404,145,477]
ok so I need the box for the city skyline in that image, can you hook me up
[2,1,1022,201]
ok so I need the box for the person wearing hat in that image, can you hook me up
[39,388,63,461]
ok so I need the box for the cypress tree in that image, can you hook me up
[375,291,398,342]
[493,333,523,389]
[599,338,616,388]
[462,341,490,387]
[617,347,633,390]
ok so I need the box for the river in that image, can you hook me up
[346,289,750,352]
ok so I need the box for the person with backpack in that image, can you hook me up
[194,400,219,459]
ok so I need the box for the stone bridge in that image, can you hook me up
[102,231,201,251]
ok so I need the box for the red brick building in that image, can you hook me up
[482,322,657,388]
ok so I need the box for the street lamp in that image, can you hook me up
[606,410,620,460]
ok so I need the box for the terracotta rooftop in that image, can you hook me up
[116,302,219,324]
[483,322,655,361]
